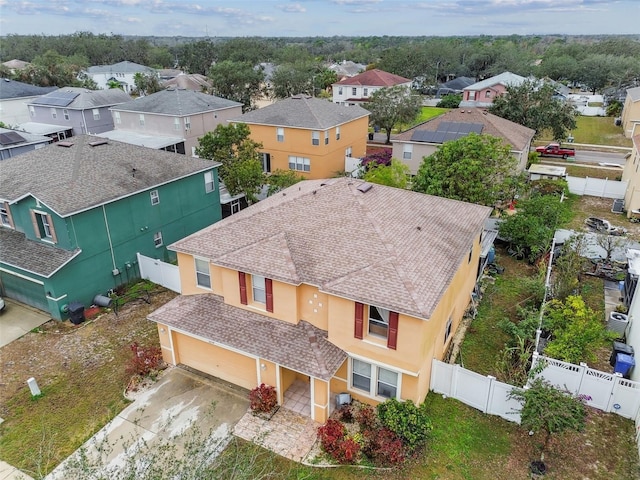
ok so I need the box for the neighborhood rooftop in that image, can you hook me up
[171,177,491,319]
[111,88,242,115]
[463,71,526,91]
[231,95,370,130]
[86,60,156,75]
[334,68,410,86]
[0,78,58,99]
[29,87,131,109]
[0,135,221,217]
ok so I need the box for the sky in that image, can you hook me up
[0,0,638,38]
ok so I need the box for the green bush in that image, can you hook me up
[376,398,432,452]
[436,94,462,108]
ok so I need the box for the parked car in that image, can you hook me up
[535,143,576,159]
[585,217,627,236]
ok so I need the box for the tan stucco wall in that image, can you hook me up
[234,116,368,179]
[621,96,640,138]
[622,143,640,216]
[298,284,329,330]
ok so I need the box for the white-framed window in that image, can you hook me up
[32,211,54,241]
[276,127,284,142]
[50,108,57,119]
[92,109,100,120]
[364,88,368,97]
[204,171,215,193]
[252,275,266,304]
[468,91,476,101]
[444,317,453,343]
[352,87,357,95]
[29,106,35,117]
[184,116,191,131]
[0,204,13,228]
[345,146,352,157]
[153,231,163,247]
[289,156,310,172]
[194,258,211,289]
[311,131,320,146]
[338,87,343,95]
[174,118,180,130]
[230,198,241,215]
[191,146,199,158]
[114,111,121,124]
[351,359,399,399]
[150,190,160,205]
[324,131,329,145]
[63,109,70,121]
[403,144,413,160]
[139,114,145,126]
[336,126,341,140]
[369,305,390,338]
[485,90,491,98]
[261,152,271,173]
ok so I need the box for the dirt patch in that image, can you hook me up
[568,195,640,241]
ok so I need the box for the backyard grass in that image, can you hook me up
[394,106,448,132]
[537,116,632,148]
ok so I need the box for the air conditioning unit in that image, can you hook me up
[607,312,629,335]
[335,393,352,409]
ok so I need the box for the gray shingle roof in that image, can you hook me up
[627,86,640,102]
[0,127,50,147]
[0,228,80,277]
[29,87,132,110]
[111,88,241,116]
[86,61,156,75]
[0,135,221,216]
[0,78,58,100]
[463,72,526,91]
[148,294,346,381]
[171,178,491,319]
[393,108,535,151]
[230,95,369,130]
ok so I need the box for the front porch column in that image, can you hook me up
[312,377,330,423]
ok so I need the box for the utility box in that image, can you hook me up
[614,353,635,378]
[610,341,634,367]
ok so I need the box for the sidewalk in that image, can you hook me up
[0,461,33,480]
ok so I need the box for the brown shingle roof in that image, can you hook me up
[393,108,535,151]
[148,294,347,381]
[171,178,491,319]
[334,69,411,87]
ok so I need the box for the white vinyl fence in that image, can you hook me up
[431,354,640,422]
[137,253,181,293]
[566,175,627,199]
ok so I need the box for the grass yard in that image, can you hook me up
[394,106,448,132]
[537,116,632,148]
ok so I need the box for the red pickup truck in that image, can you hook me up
[535,143,576,159]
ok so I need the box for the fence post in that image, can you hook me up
[606,373,623,413]
[485,375,496,414]
[136,252,144,278]
[584,176,588,196]
[577,362,589,394]
[451,364,460,398]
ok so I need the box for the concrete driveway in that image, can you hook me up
[46,367,249,479]
[0,299,51,348]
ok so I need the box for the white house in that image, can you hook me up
[84,61,158,93]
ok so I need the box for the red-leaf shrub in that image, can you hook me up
[317,418,346,458]
[126,342,163,377]
[365,427,406,465]
[249,383,277,413]
[337,404,354,423]
[335,437,361,464]
[355,403,377,430]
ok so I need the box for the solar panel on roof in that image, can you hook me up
[469,123,484,133]
[438,121,453,132]
[442,132,459,142]
[35,91,80,107]
[0,131,26,146]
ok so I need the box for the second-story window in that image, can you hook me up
[252,275,266,303]
[276,127,284,142]
[195,258,211,289]
[338,87,343,95]
[369,306,389,338]
[63,109,70,121]
[403,144,412,160]
[336,126,341,140]
[363,88,368,97]
[139,114,145,126]
[0,202,14,228]
[324,131,329,145]
[114,111,121,124]
[150,190,160,205]
[352,87,357,96]
[204,171,215,193]
[30,210,57,243]
[312,131,320,146]
[174,118,180,130]
[50,108,57,119]
[354,302,399,350]
[92,109,100,120]
[153,231,163,248]
[184,117,191,131]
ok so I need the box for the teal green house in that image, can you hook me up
[0,135,222,320]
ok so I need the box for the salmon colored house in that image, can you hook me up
[460,72,526,108]
[229,95,370,179]
[148,178,491,423]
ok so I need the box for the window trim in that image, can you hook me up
[311,131,320,146]
[352,87,357,96]
[194,257,211,290]
[403,144,413,160]
[153,231,163,248]
[324,131,329,145]
[174,117,180,130]
[252,274,266,304]
[30,210,57,243]
[50,108,57,119]
[0,202,15,229]
[350,358,400,400]
[63,109,70,121]
[276,127,284,142]
[92,108,100,120]
[150,189,160,205]
[288,155,310,172]
[204,171,215,193]
[336,126,341,140]
[184,116,191,131]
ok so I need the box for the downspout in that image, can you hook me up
[102,205,117,271]
[81,109,88,134]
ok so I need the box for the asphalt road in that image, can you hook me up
[574,149,627,166]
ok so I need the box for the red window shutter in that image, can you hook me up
[387,311,399,350]
[3,202,14,228]
[30,210,41,239]
[46,214,58,243]
[354,302,364,339]
[265,278,273,313]
[238,272,248,305]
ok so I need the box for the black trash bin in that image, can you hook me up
[368,132,374,141]
[610,341,635,366]
[68,301,85,325]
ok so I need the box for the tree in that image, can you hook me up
[412,133,517,206]
[266,169,304,196]
[208,60,264,112]
[363,159,410,189]
[133,72,163,96]
[552,234,588,301]
[488,79,577,141]
[436,94,462,108]
[270,62,317,99]
[195,124,265,203]
[364,85,421,144]
[509,378,587,466]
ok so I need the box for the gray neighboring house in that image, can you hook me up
[105,88,243,156]
[85,61,158,93]
[391,108,536,174]
[23,87,132,138]
[0,127,51,160]
[0,78,58,127]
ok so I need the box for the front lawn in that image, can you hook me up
[537,116,631,147]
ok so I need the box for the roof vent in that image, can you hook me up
[89,139,108,147]
[57,141,74,147]
[357,182,373,193]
